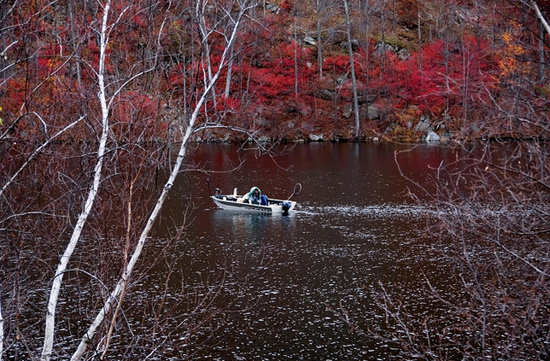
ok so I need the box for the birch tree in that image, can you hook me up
[40,2,119,360]
[343,0,361,137]
[0,0,167,359]
[528,0,550,81]
[196,0,219,109]
[530,0,550,37]
[70,1,254,359]
[315,0,325,78]
[0,2,89,357]
[1,0,256,358]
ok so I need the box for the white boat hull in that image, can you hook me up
[211,195,296,214]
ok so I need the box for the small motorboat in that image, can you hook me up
[211,185,301,214]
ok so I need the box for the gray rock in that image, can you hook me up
[415,116,431,132]
[374,42,397,57]
[315,89,337,101]
[343,104,353,119]
[440,131,453,141]
[425,130,440,142]
[357,94,377,104]
[303,36,316,46]
[341,39,360,51]
[265,3,279,13]
[301,123,315,132]
[309,133,324,141]
[336,75,348,85]
[367,105,381,120]
[397,48,410,60]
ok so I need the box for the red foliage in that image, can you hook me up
[113,92,159,122]
[380,36,497,118]
[4,78,26,114]
[111,91,164,140]
[280,0,293,12]
[0,0,512,142]
[216,96,241,113]
[323,55,350,74]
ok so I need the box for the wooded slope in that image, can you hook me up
[1,0,549,142]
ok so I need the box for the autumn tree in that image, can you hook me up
[366,1,550,359]
[1,0,255,360]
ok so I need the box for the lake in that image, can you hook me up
[148,142,460,360]
[4,140,546,360]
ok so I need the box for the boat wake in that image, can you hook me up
[295,204,438,219]
[295,202,538,221]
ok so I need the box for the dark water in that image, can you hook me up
[151,142,458,360]
[4,141,547,360]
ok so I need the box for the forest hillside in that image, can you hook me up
[1,0,549,142]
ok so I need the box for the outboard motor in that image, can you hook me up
[282,201,291,214]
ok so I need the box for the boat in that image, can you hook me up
[211,185,300,214]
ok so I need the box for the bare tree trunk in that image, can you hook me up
[417,3,422,71]
[379,0,386,83]
[224,40,235,98]
[438,0,454,117]
[70,2,252,359]
[343,0,360,137]
[197,0,218,108]
[316,0,324,78]
[539,18,546,82]
[530,0,550,37]
[294,17,299,97]
[40,2,114,359]
[363,0,370,106]
[66,1,82,90]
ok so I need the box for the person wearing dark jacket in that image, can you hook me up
[243,186,268,205]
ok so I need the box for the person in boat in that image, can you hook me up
[243,186,268,205]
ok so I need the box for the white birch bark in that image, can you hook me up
[40,2,113,360]
[530,0,550,37]
[316,0,324,78]
[224,40,235,98]
[343,0,361,137]
[294,18,299,97]
[197,0,218,107]
[70,2,252,359]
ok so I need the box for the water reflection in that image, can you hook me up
[7,142,542,360]
[180,201,436,359]
[212,211,297,245]
[164,143,465,359]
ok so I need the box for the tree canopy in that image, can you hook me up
[1,0,548,142]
